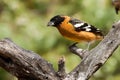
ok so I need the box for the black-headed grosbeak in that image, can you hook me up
[112,0,120,14]
[47,15,103,50]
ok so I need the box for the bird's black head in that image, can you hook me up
[47,15,65,27]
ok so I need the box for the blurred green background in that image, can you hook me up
[0,0,120,80]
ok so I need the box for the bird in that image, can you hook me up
[112,0,120,14]
[47,15,103,50]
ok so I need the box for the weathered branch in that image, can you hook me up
[0,38,58,80]
[57,56,66,80]
[0,21,120,80]
[69,44,89,59]
[64,21,120,80]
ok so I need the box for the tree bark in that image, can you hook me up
[0,38,58,80]
[0,21,120,80]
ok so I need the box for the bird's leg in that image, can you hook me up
[86,42,91,50]
[86,41,94,50]
[69,42,78,52]
[70,42,78,47]
[69,42,88,58]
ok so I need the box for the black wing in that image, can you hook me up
[69,18,103,36]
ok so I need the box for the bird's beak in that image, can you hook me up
[47,21,54,26]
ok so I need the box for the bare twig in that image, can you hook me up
[69,44,89,59]
[57,56,66,80]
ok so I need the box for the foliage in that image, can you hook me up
[0,0,120,80]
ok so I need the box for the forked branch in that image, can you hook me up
[0,21,120,80]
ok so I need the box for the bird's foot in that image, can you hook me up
[69,42,78,52]
[69,42,88,58]
[70,42,78,47]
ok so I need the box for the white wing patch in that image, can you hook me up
[82,25,91,31]
[74,23,84,28]
[69,18,103,36]
[85,28,91,31]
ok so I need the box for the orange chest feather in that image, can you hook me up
[57,20,77,39]
[57,16,75,36]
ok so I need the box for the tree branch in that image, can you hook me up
[69,44,89,59]
[64,21,120,80]
[0,38,58,80]
[57,56,66,80]
[0,21,120,80]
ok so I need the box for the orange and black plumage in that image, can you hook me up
[47,15,103,49]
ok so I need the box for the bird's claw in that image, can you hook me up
[69,42,78,52]
[70,42,78,47]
